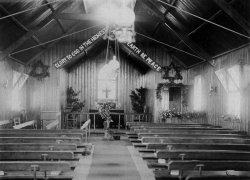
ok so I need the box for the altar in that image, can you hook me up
[89,109,125,129]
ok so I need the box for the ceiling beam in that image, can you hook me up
[77,0,86,14]
[45,0,66,33]
[26,22,81,65]
[141,0,212,62]
[164,22,211,60]
[0,5,47,49]
[136,22,187,68]
[57,13,96,21]
[57,13,148,23]
[0,1,73,61]
[151,22,161,36]
[35,1,72,29]
[213,0,250,35]
[174,0,237,48]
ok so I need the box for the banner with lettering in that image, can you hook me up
[54,28,106,69]
[125,42,162,72]
[54,27,163,72]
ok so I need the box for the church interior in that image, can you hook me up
[0,0,250,179]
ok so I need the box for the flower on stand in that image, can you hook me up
[97,102,111,120]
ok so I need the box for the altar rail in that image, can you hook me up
[63,112,152,130]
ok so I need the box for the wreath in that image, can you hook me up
[29,60,49,80]
[162,62,183,82]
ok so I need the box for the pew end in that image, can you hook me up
[13,120,37,129]
[80,119,91,143]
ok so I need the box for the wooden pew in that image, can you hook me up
[0,143,77,151]
[0,132,83,140]
[138,133,246,139]
[130,126,221,132]
[141,137,250,144]
[0,161,71,171]
[0,161,73,180]
[126,122,207,126]
[150,160,250,171]
[0,137,82,145]
[156,149,250,160]
[0,151,74,160]
[128,129,243,138]
[13,120,36,129]
[135,127,229,131]
[186,174,250,180]
[154,169,250,180]
[0,120,12,129]
[146,143,250,151]
[0,129,88,135]
[134,129,242,134]
[129,123,213,129]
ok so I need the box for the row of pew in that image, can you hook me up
[126,122,250,180]
[0,119,91,180]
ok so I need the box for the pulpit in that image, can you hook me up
[89,109,125,129]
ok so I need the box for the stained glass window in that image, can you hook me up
[97,65,117,101]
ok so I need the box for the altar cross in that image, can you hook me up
[102,87,111,98]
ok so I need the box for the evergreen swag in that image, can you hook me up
[130,87,146,113]
[156,83,184,100]
[66,87,85,112]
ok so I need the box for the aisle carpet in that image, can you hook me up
[87,137,142,180]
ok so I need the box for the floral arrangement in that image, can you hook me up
[181,111,207,120]
[221,114,240,122]
[160,109,182,121]
[97,102,112,120]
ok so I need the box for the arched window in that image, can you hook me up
[97,65,117,101]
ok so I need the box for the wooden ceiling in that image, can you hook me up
[0,0,249,69]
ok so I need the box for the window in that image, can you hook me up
[215,65,240,117]
[11,71,28,111]
[227,65,240,117]
[194,75,202,111]
[97,65,117,101]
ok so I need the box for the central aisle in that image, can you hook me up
[87,137,142,180]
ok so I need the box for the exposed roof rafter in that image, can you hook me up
[57,13,148,23]
[213,0,250,35]
[0,0,73,61]
[78,0,86,14]
[174,0,237,49]
[44,0,66,33]
[136,22,187,69]
[26,22,81,65]
[141,0,213,63]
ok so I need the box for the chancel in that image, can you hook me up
[0,0,250,180]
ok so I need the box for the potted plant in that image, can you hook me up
[66,87,85,112]
[129,87,146,121]
[66,87,85,128]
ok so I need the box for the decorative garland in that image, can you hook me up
[156,82,184,100]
